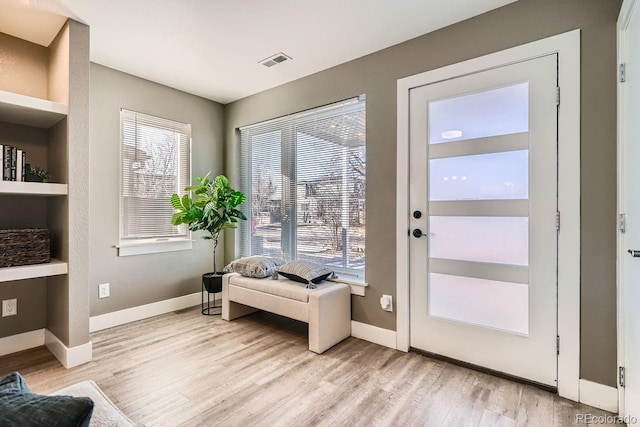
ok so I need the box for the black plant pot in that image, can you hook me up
[201,272,226,315]
[202,272,225,293]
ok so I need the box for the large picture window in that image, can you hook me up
[240,97,366,279]
[119,109,191,254]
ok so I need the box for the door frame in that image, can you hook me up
[396,30,581,401]
[617,0,637,417]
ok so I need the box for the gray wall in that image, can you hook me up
[224,0,621,386]
[63,19,91,348]
[89,64,225,316]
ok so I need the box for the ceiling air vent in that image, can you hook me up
[259,52,292,68]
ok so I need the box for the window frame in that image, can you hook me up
[117,109,193,257]
[239,97,366,280]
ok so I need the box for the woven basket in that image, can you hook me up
[0,228,51,268]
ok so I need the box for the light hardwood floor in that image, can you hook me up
[0,307,620,427]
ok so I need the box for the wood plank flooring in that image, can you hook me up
[0,307,620,427]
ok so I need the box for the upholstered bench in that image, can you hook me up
[222,272,351,354]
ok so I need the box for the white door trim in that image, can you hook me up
[617,0,637,417]
[396,29,581,401]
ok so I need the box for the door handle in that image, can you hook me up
[413,229,428,238]
[628,249,640,257]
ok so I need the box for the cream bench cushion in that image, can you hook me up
[222,272,351,354]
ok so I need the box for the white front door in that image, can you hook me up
[409,54,559,386]
[620,0,640,418]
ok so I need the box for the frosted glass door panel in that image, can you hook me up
[429,273,529,335]
[429,150,529,201]
[429,216,529,266]
[429,83,529,144]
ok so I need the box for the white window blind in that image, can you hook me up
[240,97,366,279]
[120,109,191,242]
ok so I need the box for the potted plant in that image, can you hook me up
[170,173,246,311]
[25,165,50,183]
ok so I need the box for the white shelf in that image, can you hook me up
[0,181,68,196]
[0,259,68,283]
[0,90,67,128]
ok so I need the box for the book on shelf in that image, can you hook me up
[0,145,28,181]
[10,146,17,181]
[21,151,26,181]
[16,149,23,182]
[2,145,10,181]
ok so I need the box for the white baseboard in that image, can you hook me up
[0,329,45,356]
[579,379,619,413]
[44,330,93,369]
[90,292,203,332]
[351,321,397,349]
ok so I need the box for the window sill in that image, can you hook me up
[116,239,193,257]
[328,277,368,296]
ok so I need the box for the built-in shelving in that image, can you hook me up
[0,259,68,283]
[0,90,67,128]
[0,89,69,283]
[0,181,68,196]
[0,20,92,366]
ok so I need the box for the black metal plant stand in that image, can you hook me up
[202,272,224,315]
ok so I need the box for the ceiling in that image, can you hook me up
[0,0,517,104]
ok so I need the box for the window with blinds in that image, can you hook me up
[240,97,366,279]
[120,109,191,243]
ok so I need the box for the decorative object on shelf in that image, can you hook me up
[25,165,50,183]
[0,228,51,268]
[171,173,246,315]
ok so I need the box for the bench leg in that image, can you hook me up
[223,300,259,321]
[222,274,259,321]
[308,284,351,354]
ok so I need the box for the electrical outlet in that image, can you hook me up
[2,299,17,317]
[380,294,393,312]
[98,283,110,299]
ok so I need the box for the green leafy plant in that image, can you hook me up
[30,166,50,180]
[171,173,246,271]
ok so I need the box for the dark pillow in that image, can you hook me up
[0,371,30,395]
[277,260,333,288]
[0,372,94,427]
[223,255,285,278]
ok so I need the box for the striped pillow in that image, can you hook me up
[277,261,333,288]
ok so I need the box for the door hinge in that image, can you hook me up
[620,366,626,387]
[556,87,560,105]
[555,211,561,231]
[620,63,626,83]
[556,336,560,355]
[619,213,627,233]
